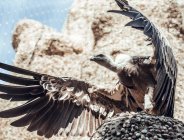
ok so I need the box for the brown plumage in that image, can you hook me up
[0,62,127,138]
[112,0,177,118]
[90,54,156,113]
[0,0,177,138]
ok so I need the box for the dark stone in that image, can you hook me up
[146,132,152,137]
[158,138,164,140]
[91,112,184,140]
[153,135,158,139]
[141,129,148,134]
[176,133,182,138]
[120,128,125,133]
[116,131,121,136]
[135,132,141,138]
[162,134,170,138]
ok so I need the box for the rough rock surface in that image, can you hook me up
[92,112,184,140]
[177,0,184,28]
[0,0,184,140]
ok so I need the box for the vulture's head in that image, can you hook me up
[90,54,111,66]
[90,54,133,73]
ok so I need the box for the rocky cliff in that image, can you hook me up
[0,0,184,139]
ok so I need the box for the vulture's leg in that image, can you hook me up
[144,86,154,113]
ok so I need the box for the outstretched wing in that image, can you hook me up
[109,0,177,117]
[0,62,124,138]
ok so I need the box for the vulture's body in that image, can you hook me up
[0,0,177,138]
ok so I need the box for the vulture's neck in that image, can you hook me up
[100,59,118,73]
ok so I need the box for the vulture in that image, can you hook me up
[0,0,177,138]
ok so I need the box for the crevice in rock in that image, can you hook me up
[92,15,113,48]
[42,39,83,56]
[28,26,45,65]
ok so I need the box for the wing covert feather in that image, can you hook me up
[0,62,123,138]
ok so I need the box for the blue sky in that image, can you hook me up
[0,0,73,64]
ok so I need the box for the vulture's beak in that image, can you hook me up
[90,56,97,61]
[90,54,105,62]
